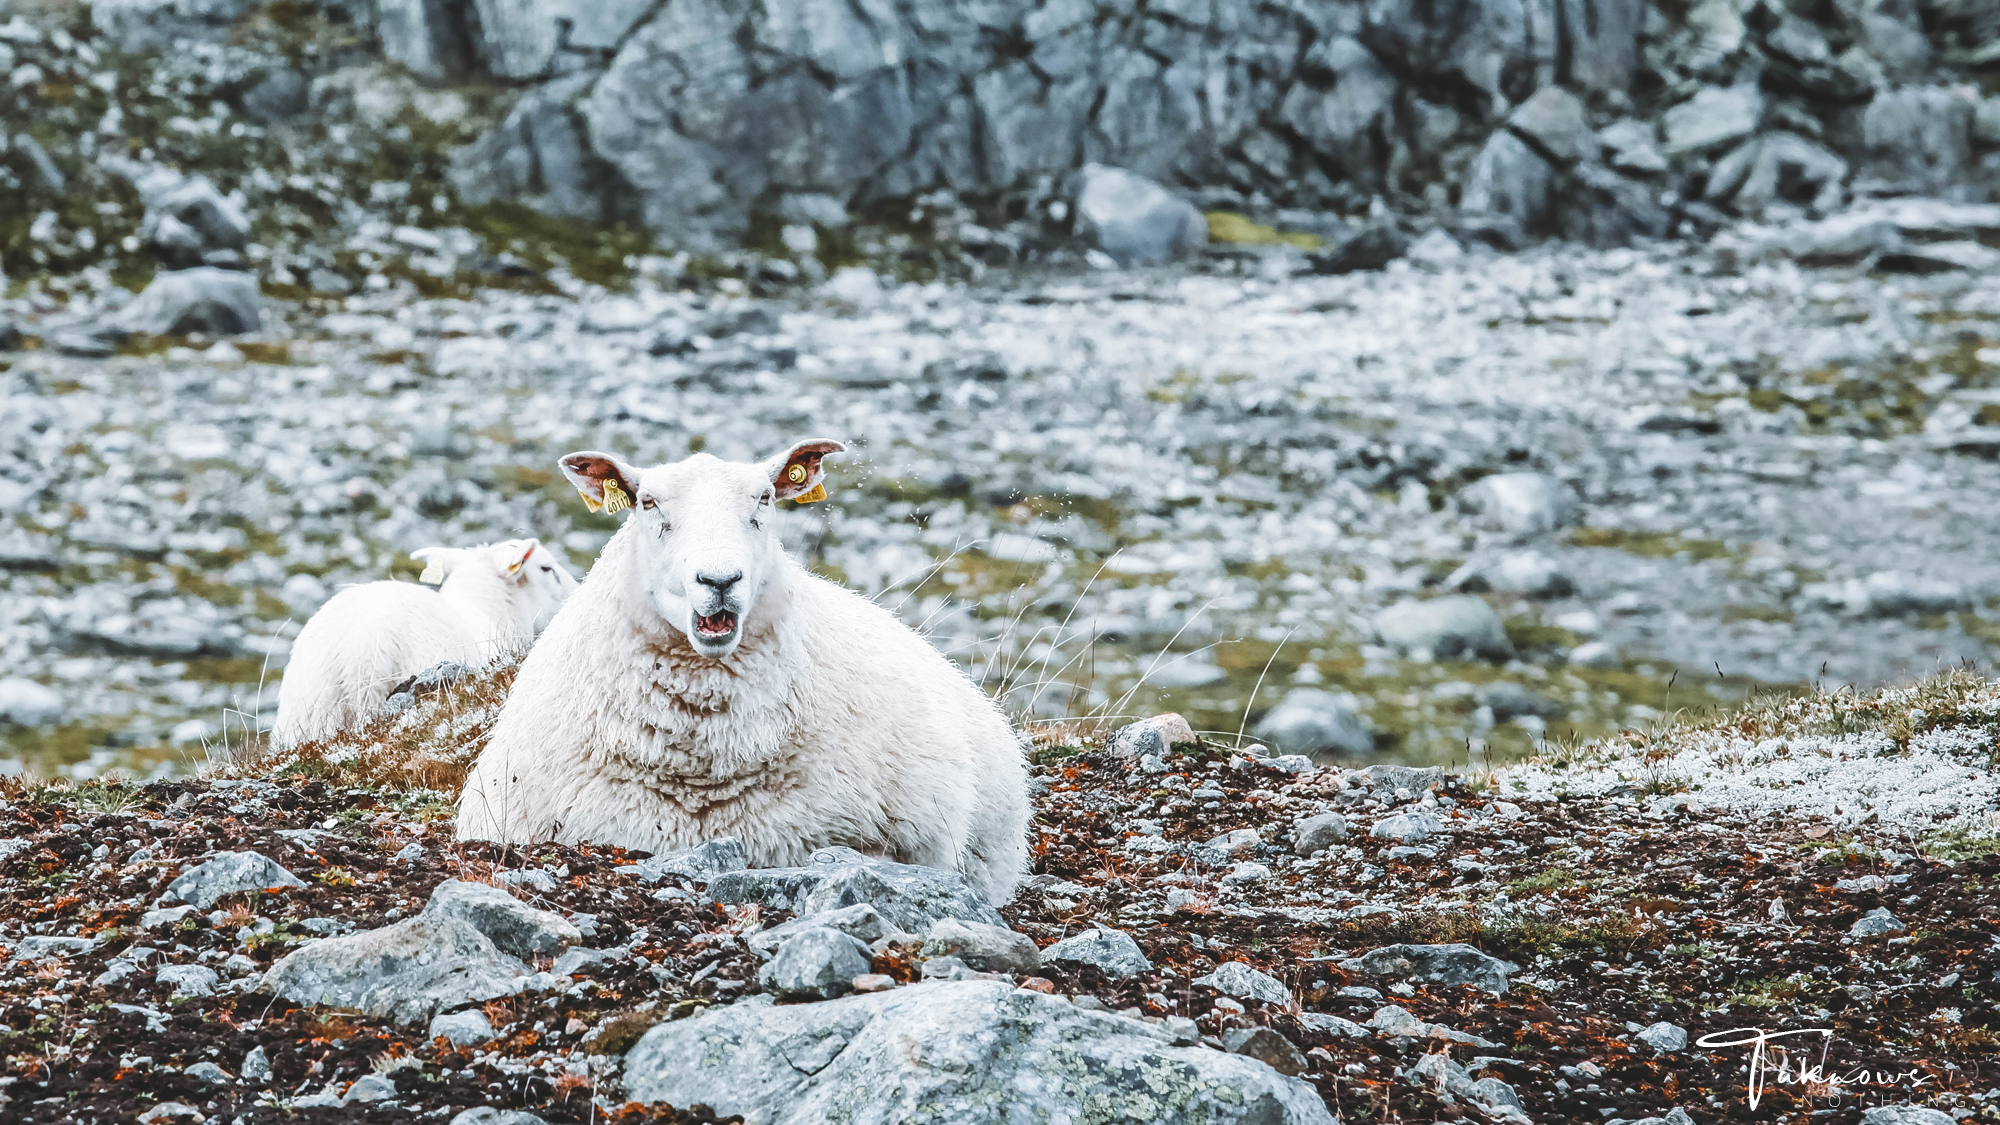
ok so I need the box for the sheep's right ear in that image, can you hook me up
[411,547,459,585]
[558,451,642,515]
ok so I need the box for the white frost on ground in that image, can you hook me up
[1497,681,2000,838]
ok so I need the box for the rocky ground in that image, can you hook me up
[11,212,2000,782]
[0,674,1996,1124]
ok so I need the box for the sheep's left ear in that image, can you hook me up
[500,539,539,577]
[765,438,846,503]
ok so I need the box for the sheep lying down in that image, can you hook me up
[456,440,1032,906]
[271,539,576,751]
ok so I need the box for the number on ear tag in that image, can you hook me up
[602,477,632,514]
[795,482,827,504]
[419,560,445,585]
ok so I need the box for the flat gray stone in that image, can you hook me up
[1040,926,1153,978]
[749,903,907,955]
[707,847,1004,935]
[429,1008,497,1046]
[1662,85,1764,155]
[156,964,220,997]
[424,879,580,960]
[1195,961,1291,1006]
[1635,1021,1687,1054]
[1369,810,1446,843]
[624,979,1334,1124]
[450,1111,550,1125]
[1223,1026,1308,1077]
[1457,472,1573,536]
[1341,944,1514,995]
[757,926,874,1000]
[922,918,1041,975]
[630,837,748,883]
[1293,812,1350,856]
[157,851,307,909]
[1375,597,1514,663]
[112,267,261,337]
[1067,164,1208,267]
[1850,907,1906,938]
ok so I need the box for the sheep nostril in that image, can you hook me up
[695,569,743,593]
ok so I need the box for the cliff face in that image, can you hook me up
[3,0,1995,276]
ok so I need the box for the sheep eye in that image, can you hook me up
[640,495,657,510]
[540,565,552,573]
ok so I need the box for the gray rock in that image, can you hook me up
[1706,133,1846,218]
[1661,85,1764,156]
[424,879,580,960]
[113,268,261,337]
[1255,688,1376,757]
[922,918,1041,975]
[1444,552,1575,598]
[1508,87,1593,166]
[1341,943,1514,995]
[1476,682,1562,722]
[1978,97,2000,150]
[1557,0,1643,92]
[182,1060,230,1084]
[1635,1020,1687,1054]
[749,903,906,955]
[1598,119,1666,175]
[375,0,475,81]
[1460,131,1553,237]
[0,677,62,726]
[1568,640,1620,668]
[1349,764,1445,795]
[137,175,250,268]
[1103,713,1198,761]
[1195,961,1291,1006]
[756,926,875,1000]
[1359,0,1553,116]
[707,846,1004,934]
[1407,1052,1527,1121]
[450,71,608,221]
[1040,926,1153,978]
[1458,472,1573,536]
[1068,164,1208,267]
[625,979,1334,1124]
[550,947,618,976]
[1850,907,1906,938]
[1369,810,1446,843]
[1857,86,1976,196]
[495,868,558,891]
[1559,160,1670,248]
[156,964,220,997]
[1278,37,1398,191]
[1293,812,1350,855]
[1375,597,1514,662]
[158,851,307,909]
[450,1111,551,1125]
[259,910,527,1026]
[241,68,308,123]
[343,1074,399,1103]
[469,0,654,79]
[1223,1026,1308,1077]
[239,1045,270,1081]
[1881,241,2000,275]
[14,134,64,193]
[630,837,749,883]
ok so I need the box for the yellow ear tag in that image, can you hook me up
[601,477,632,514]
[419,560,445,585]
[786,464,809,485]
[577,489,604,514]
[795,482,827,504]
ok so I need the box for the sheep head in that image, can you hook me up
[411,539,578,631]
[558,439,847,658]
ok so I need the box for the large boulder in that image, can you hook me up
[1067,164,1208,267]
[1277,37,1398,192]
[1856,86,1978,197]
[1661,85,1763,156]
[449,72,609,220]
[1556,0,1643,92]
[705,847,1004,934]
[468,0,655,79]
[1460,131,1554,237]
[624,980,1336,1124]
[1254,689,1376,757]
[133,172,251,269]
[113,269,261,337]
[1705,133,1847,218]
[1374,597,1514,663]
[1360,0,1557,116]
[423,880,580,961]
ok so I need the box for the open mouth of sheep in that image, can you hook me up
[693,611,738,639]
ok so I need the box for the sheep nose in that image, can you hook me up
[695,568,743,594]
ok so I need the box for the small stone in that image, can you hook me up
[1194,961,1291,1006]
[1850,908,1906,938]
[157,851,307,909]
[1568,641,1620,669]
[1066,164,1208,266]
[852,973,896,993]
[1222,862,1271,885]
[156,964,220,997]
[1039,927,1153,978]
[1860,1108,1956,1125]
[1635,1021,1688,1054]
[630,837,749,883]
[241,1045,270,1081]
[1662,85,1764,155]
[1293,812,1350,855]
[1369,810,1446,843]
[113,268,261,336]
[922,918,1041,975]
[1018,977,1057,994]
[423,880,580,960]
[182,1061,230,1084]
[1103,713,1197,761]
[343,1074,399,1103]
[756,926,874,1000]
[428,1009,496,1046]
[1375,597,1513,663]
[137,1104,204,1124]
[1457,472,1573,536]
[1254,688,1376,756]
[1222,1026,1308,1076]
[1340,943,1514,995]
[1164,1015,1201,1045]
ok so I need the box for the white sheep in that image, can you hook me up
[271,539,576,750]
[455,441,1031,905]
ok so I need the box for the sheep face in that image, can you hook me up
[413,539,578,630]
[508,540,581,630]
[560,439,846,659]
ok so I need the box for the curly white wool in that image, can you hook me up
[455,444,1031,906]
[271,539,575,750]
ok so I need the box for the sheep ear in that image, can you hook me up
[502,539,538,577]
[410,547,458,585]
[559,451,641,515]
[765,438,846,503]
